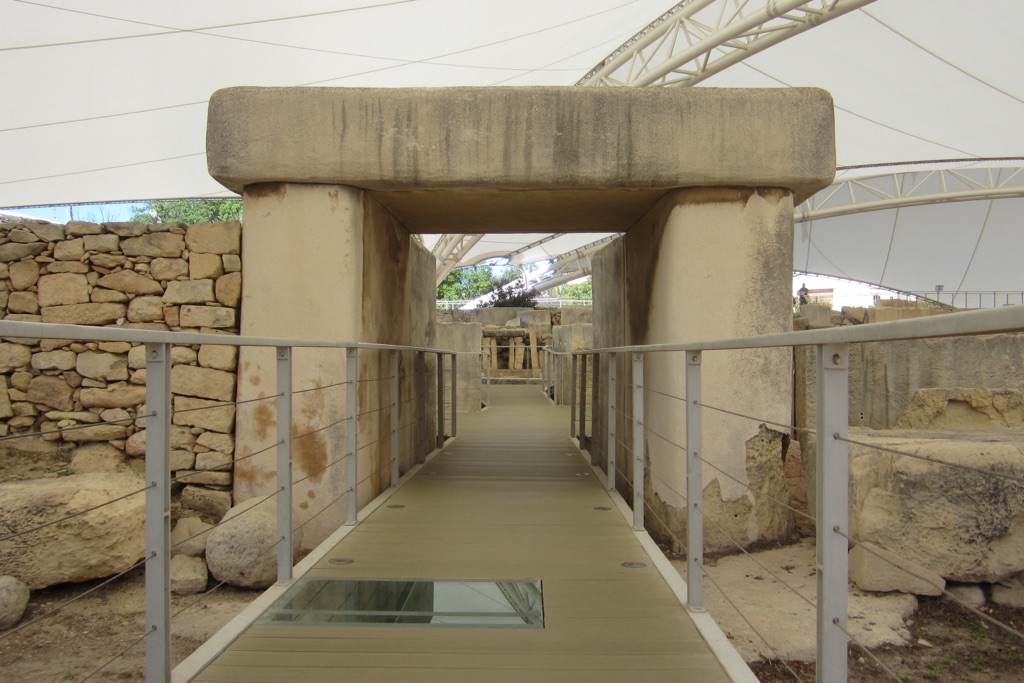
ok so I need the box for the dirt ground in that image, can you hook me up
[1,543,1022,682]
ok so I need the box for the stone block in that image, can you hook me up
[850,542,944,596]
[6,228,39,244]
[127,295,165,323]
[170,554,208,594]
[41,303,126,325]
[52,238,85,261]
[76,351,129,381]
[170,517,213,557]
[181,486,232,520]
[125,425,196,456]
[0,378,12,419]
[195,450,232,471]
[175,470,232,486]
[25,222,65,242]
[46,262,89,274]
[82,234,119,253]
[198,344,238,371]
[150,258,189,280]
[69,443,128,474]
[0,243,47,262]
[163,279,215,304]
[95,269,164,295]
[172,365,235,401]
[9,261,40,290]
[186,221,241,255]
[993,572,1024,609]
[6,292,39,314]
[91,288,128,303]
[222,254,241,273]
[61,423,128,442]
[206,497,302,588]
[80,385,147,408]
[895,388,1024,430]
[121,233,185,257]
[215,271,241,307]
[945,583,986,609]
[65,221,104,236]
[180,305,236,328]
[173,396,236,433]
[189,252,224,279]
[0,575,30,630]
[0,473,145,588]
[103,222,148,237]
[90,253,127,269]
[27,375,74,411]
[197,430,234,454]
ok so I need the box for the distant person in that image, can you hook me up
[797,284,809,305]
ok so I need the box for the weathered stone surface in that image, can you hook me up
[80,384,147,408]
[7,291,40,314]
[127,295,165,323]
[27,375,74,411]
[895,388,1024,430]
[180,305,236,329]
[172,347,199,365]
[196,430,234,455]
[181,486,232,519]
[0,575,30,629]
[65,221,104,236]
[89,253,127,269]
[172,396,235,433]
[95,270,163,295]
[992,572,1024,609]
[98,342,132,354]
[121,233,185,257]
[0,378,12,419]
[170,555,208,595]
[198,344,238,371]
[46,410,100,423]
[170,517,213,557]
[91,288,129,303]
[195,450,232,471]
[945,583,986,609]
[189,252,224,280]
[171,365,235,401]
[206,497,302,588]
[0,343,31,372]
[69,443,128,474]
[175,470,232,486]
[125,426,196,457]
[82,234,119,253]
[150,258,189,280]
[31,350,77,371]
[61,423,128,442]
[0,242,46,262]
[76,351,129,380]
[222,254,241,273]
[848,431,1024,583]
[41,303,126,325]
[0,473,145,588]
[850,542,944,596]
[6,228,39,244]
[171,450,197,471]
[37,273,91,307]
[9,261,40,290]
[25,222,65,242]
[45,261,89,274]
[215,272,241,308]
[53,238,85,261]
[103,222,148,237]
[163,279,215,304]
[186,222,241,255]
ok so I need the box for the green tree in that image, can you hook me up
[130,199,242,224]
[437,266,501,301]
[547,277,592,301]
[482,280,537,308]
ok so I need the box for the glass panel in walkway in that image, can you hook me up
[192,385,731,682]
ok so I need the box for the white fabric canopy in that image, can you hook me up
[2,0,1022,296]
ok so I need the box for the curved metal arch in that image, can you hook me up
[796,166,1024,223]
[578,0,875,88]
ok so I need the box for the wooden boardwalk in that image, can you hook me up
[191,385,732,683]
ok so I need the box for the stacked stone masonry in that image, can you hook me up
[0,219,242,519]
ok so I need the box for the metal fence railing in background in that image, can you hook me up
[0,320,457,682]
[435,298,592,311]
[573,305,1024,683]
[901,290,1024,310]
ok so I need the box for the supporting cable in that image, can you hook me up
[0,482,156,542]
[0,554,150,641]
[837,435,1024,487]
[171,440,283,488]
[78,625,157,683]
[292,417,350,441]
[645,386,687,402]
[170,393,279,416]
[691,506,816,612]
[0,412,155,443]
[292,381,350,395]
[830,617,904,683]
[693,453,816,525]
[700,566,806,683]
[695,400,815,436]
[833,528,1024,643]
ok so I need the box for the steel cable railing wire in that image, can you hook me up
[78,625,157,683]
[292,380,350,395]
[694,399,817,436]
[0,411,155,443]
[292,416,351,442]
[170,438,283,494]
[835,434,1024,487]
[692,453,816,525]
[169,392,280,416]
[830,617,905,683]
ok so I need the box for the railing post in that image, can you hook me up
[275,346,293,582]
[486,350,491,406]
[817,343,850,683]
[578,353,588,448]
[631,352,645,532]
[685,350,703,611]
[416,350,426,463]
[346,347,359,526]
[144,342,172,683]
[390,350,400,488]
[606,354,616,492]
[436,352,445,448]
[450,352,457,438]
[570,353,577,437]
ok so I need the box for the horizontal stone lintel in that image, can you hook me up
[208,86,836,232]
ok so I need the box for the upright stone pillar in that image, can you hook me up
[233,183,363,547]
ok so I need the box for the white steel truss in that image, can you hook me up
[433,234,485,285]
[528,235,620,292]
[796,166,1024,223]
[577,0,875,88]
